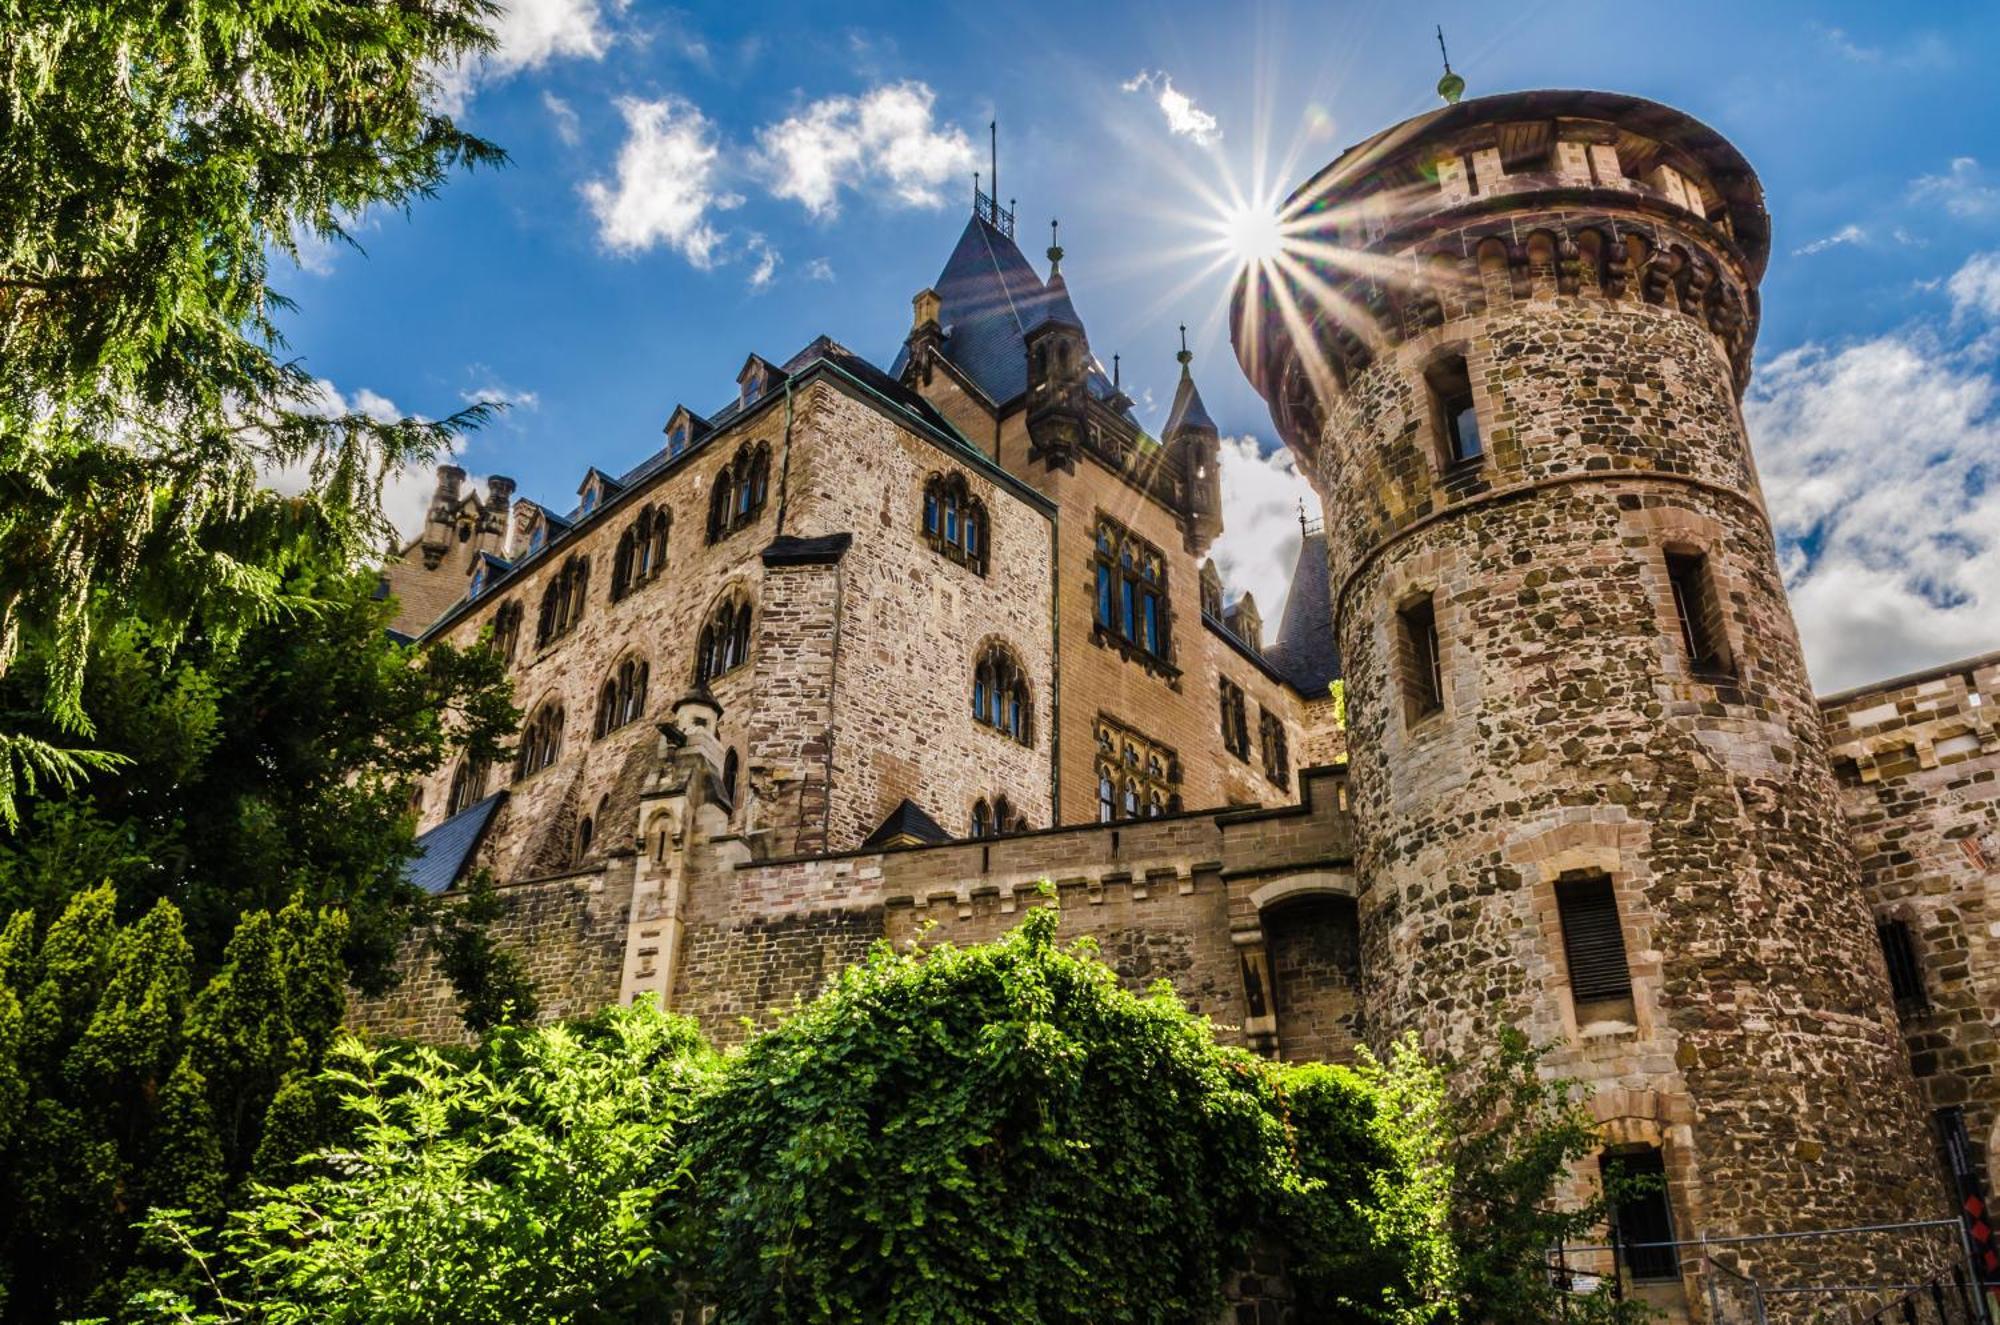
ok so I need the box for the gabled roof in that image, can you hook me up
[1264,530,1342,696]
[578,467,624,497]
[861,798,953,848]
[1163,364,1218,438]
[407,791,504,895]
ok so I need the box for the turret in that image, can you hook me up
[417,464,468,568]
[1162,327,1222,553]
[1023,228,1089,472]
[1231,87,1938,1299]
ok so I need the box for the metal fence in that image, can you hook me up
[1553,1219,1994,1325]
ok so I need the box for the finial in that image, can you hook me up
[1435,26,1465,104]
[1048,218,1064,270]
[973,170,981,210]
[989,120,998,209]
[1113,353,1121,390]
[1176,322,1192,369]
[1298,497,1310,538]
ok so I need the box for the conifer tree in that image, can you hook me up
[0,0,505,827]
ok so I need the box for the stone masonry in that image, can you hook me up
[351,85,2000,1321]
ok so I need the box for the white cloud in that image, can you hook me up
[745,234,780,292]
[1909,157,1999,219]
[1744,264,2000,691]
[583,96,740,264]
[804,256,834,282]
[543,91,581,146]
[756,81,975,219]
[1209,435,1319,630]
[1122,70,1221,145]
[432,0,620,113]
[1946,251,2000,322]
[459,375,540,411]
[253,382,468,543]
[1792,224,1865,256]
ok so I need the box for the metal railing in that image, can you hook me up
[1553,1219,1993,1325]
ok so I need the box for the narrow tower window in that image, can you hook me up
[1664,550,1731,679]
[1397,595,1445,722]
[1600,1147,1678,1281]
[1556,872,1633,1008]
[1877,918,1926,1010]
[1426,354,1482,466]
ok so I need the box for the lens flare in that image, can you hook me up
[1220,202,1285,266]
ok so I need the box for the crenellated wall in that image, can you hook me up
[353,766,1364,1061]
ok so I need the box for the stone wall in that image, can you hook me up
[351,858,635,1045]
[1822,651,2000,1193]
[1298,235,1941,1278]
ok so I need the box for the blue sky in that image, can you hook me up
[284,0,2000,693]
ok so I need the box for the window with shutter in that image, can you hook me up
[1556,873,1633,1005]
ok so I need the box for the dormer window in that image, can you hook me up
[667,421,689,457]
[1426,354,1483,467]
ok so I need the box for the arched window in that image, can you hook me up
[707,443,771,544]
[515,702,564,780]
[610,506,671,602]
[536,555,589,647]
[970,795,1026,838]
[696,591,754,684]
[594,657,650,738]
[491,600,522,664]
[972,644,1031,745]
[722,748,740,803]
[921,472,988,574]
[1098,774,1114,823]
[575,814,594,862]
[447,758,488,816]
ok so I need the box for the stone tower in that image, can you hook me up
[1231,89,1941,1273]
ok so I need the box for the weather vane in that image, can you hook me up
[1435,25,1465,104]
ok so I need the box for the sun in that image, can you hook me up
[1219,200,1285,266]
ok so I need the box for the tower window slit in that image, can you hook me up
[1397,595,1444,721]
[1877,918,1926,1010]
[1665,550,1730,678]
[1426,354,1483,466]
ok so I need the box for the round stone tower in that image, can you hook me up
[1232,90,1941,1277]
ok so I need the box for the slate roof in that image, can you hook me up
[861,798,953,848]
[888,214,1134,421]
[1264,531,1342,696]
[406,791,504,895]
[1163,366,1217,437]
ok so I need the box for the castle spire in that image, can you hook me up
[1164,325,1216,438]
[1048,218,1063,273]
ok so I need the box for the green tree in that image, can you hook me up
[135,1001,717,1324]
[0,565,518,987]
[0,888,355,1322]
[1432,1028,1653,1325]
[0,0,504,827]
[684,905,1412,1325]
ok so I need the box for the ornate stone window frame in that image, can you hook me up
[1089,513,1177,680]
[1092,714,1182,823]
[922,471,988,575]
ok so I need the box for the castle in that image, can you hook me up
[364,85,1999,1314]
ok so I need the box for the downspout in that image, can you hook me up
[1047,509,1061,828]
[773,376,796,535]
